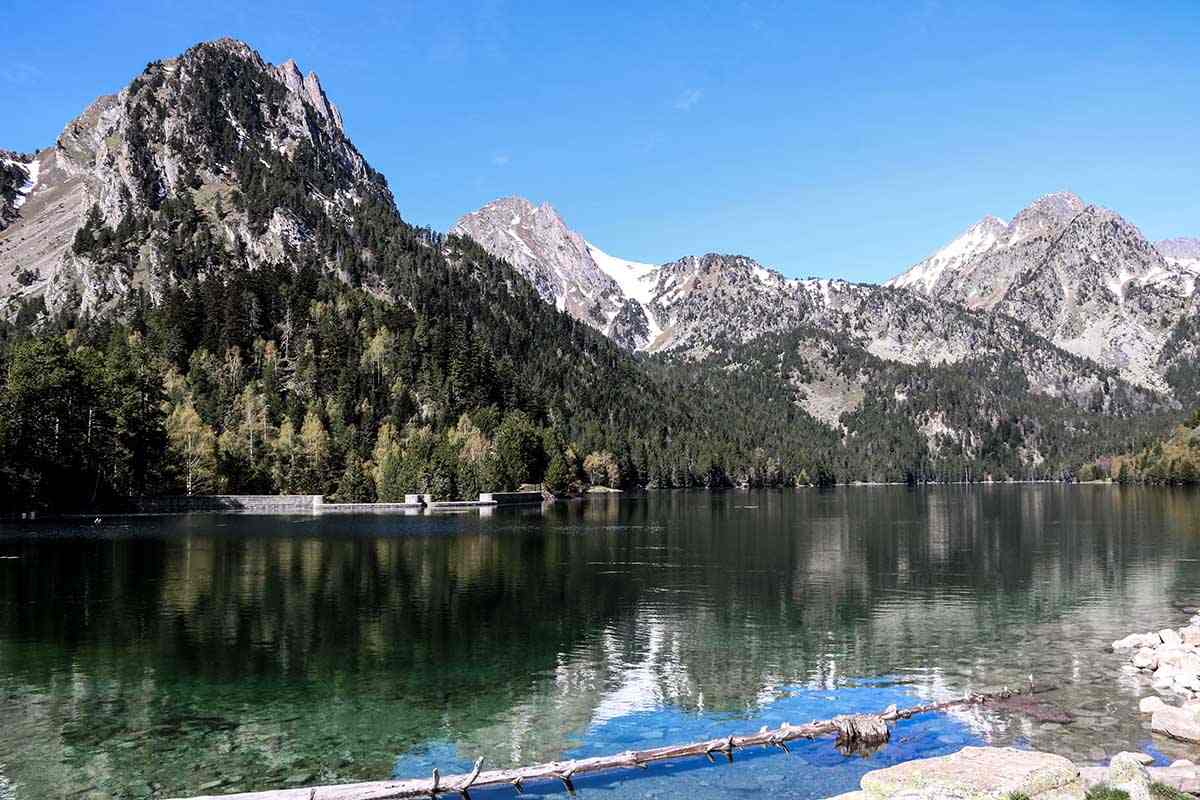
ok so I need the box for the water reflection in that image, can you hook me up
[1,486,1199,798]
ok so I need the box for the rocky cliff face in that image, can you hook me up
[887,193,1200,393]
[0,38,388,318]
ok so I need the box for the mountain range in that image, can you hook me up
[453,193,1200,400]
[0,37,1193,502]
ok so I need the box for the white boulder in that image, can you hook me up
[1152,705,1200,743]
[1106,752,1152,800]
[1139,696,1168,714]
[1132,647,1158,670]
[1159,628,1183,647]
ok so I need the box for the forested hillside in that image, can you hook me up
[1092,409,1200,485]
[0,39,1186,512]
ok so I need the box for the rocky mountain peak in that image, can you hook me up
[451,196,650,343]
[1157,237,1200,270]
[1026,190,1086,217]
[0,37,389,318]
[887,189,1196,392]
[1004,190,1086,244]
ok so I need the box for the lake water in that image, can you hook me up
[2,486,1200,800]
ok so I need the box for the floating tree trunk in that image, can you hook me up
[172,685,1057,800]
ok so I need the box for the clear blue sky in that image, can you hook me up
[3,1,1198,281]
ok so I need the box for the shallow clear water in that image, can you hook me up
[2,486,1200,799]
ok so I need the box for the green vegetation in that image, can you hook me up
[1093,408,1200,485]
[1150,782,1193,800]
[1086,787,1130,800]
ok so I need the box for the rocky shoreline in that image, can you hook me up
[1113,608,1200,744]
[830,747,1198,800]
[830,609,1200,799]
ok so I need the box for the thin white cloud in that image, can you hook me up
[491,153,510,166]
[674,88,704,111]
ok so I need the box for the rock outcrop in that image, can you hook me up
[829,746,1085,800]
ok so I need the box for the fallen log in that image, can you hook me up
[171,684,1054,800]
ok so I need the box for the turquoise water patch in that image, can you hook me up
[391,682,984,799]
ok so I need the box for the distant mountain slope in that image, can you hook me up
[886,193,1200,393]
[699,324,1168,482]
[454,195,1176,409]
[1157,236,1200,271]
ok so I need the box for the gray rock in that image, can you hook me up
[1107,752,1152,800]
[853,746,1083,800]
[1114,633,1162,651]
[1176,672,1200,693]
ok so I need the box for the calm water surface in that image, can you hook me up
[2,486,1200,799]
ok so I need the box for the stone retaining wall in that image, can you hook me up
[131,495,322,514]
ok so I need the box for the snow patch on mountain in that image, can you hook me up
[886,215,1006,293]
[586,242,659,304]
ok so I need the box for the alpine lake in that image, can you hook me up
[2,485,1200,800]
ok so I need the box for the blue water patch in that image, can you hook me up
[392,682,985,799]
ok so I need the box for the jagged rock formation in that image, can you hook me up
[0,37,387,318]
[887,192,1200,393]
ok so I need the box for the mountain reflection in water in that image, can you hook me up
[1,486,1199,798]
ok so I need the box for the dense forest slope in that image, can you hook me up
[0,39,1184,510]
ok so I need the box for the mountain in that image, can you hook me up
[0,38,390,320]
[1,38,786,508]
[453,196,1178,403]
[886,192,1200,394]
[0,38,1182,509]
[1157,237,1200,271]
[450,197,657,349]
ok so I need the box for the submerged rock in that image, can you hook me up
[1113,633,1161,650]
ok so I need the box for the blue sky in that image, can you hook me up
[3,1,1198,281]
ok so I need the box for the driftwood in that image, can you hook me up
[172,685,1054,800]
